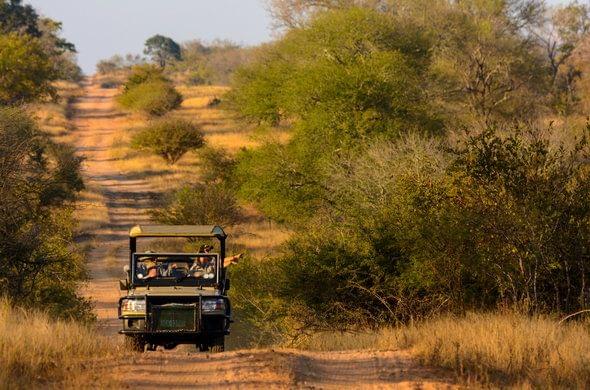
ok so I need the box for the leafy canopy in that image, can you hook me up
[0,33,57,105]
[144,34,181,68]
[131,118,205,164]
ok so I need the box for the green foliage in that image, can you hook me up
[0,107,88,318]
[0,1,79,82]
[0,33,57,105]
[144,34,181,68]
[117,81,182,116]
[230,8,440,223]
[266,125,590,329]
[131,117,204,164]
[151,183,241,226]
[0,0,41,37]
[117,65,183,116]
[122,64,167,91]
[199,146,237,186]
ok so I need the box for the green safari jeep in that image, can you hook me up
[118,225,232,352]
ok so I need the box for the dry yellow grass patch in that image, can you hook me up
[0,300,120,389]
[31,81,83,144]
[74,186,110,235]
[300,312,590,388]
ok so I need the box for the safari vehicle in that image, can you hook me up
[118,225,231,352]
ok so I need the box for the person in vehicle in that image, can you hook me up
[188,244,243,275]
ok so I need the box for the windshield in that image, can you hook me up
[132,253,219,286]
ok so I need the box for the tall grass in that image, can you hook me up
[0,300,119,388]
[299,312,590,388]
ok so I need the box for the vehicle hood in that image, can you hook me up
[128,286,220,297]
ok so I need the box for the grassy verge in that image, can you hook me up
[299,312,590,388]
[0,300,120,389]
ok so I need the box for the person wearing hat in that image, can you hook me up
[189,244,243,273]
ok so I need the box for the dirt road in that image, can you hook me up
[72,79,455,389]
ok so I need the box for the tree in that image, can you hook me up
[0,0,41,37]
[144,34,181,68]
[0,33,57,105]
[0,107,87,316]
[230,8,439,223]
[131,118,205,164]
[529,1,590,115]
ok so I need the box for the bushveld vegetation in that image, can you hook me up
[131,117,205,164]
[222,0,590,354]
[97,39,253,86]
[0,2,103,386]
[117,65,183,116]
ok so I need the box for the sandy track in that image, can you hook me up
[72,80,455,389]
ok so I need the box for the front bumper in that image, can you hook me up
[118,295,231,337]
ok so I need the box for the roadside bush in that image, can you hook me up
[117,64,182,116]
[117,80,182,117]
[0,32,57,105]
[122,64,168,91]
[131,117,204,164]
[199,146,237,186]
[151,183,241,226]
[0,107,88,317]
[243,124,590,330]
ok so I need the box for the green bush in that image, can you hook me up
[0,107,88,318]
[0,33,57,105]
[151,183,242,226]
[117,81,182,116]
[199,146,237,186]
[123,64,168,91]
[117,64,183,116]
[131,117,205,164]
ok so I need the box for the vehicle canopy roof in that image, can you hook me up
[129,225,227,239]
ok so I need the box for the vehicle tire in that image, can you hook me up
[209,336,224,353]
[198,343,208,352]
[124,336,145,353]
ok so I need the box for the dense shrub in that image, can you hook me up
[0,33,57,105]
[233,125,590,331]
[0,107,88,317]
[117,81,182,116]
[117,64,183,116]
[151,183,241,226]
[199,146,237,186]
[131,117,205,164]
[230,8,441,224]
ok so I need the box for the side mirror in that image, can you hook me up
[119,279,129,291]
[224,278,230,291]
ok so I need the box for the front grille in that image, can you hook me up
[147,296,200,332]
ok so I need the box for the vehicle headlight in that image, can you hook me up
[121,298,146,315]
[201,298,226,314]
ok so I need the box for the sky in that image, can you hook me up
[26,0,569,75]
[25,0,274,74]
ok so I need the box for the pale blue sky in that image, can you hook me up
[26,0,273,74]
[26,0,568,75]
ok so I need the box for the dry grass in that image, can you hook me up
[31,81,83,144]
[74,186,110,235]
[0,300,121,389]
[299,312,590,388]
